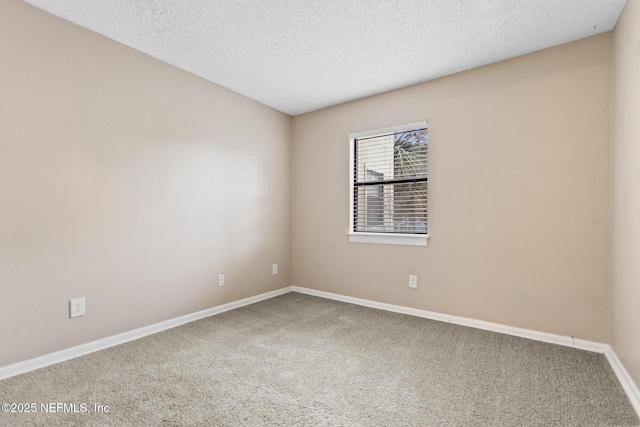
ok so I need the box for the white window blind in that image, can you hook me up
[352,124,428,236]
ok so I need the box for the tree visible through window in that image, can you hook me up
[353,126,428,235]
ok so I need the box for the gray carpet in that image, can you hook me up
[0,292,638,426]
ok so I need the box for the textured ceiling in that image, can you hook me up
[23,0,626,116]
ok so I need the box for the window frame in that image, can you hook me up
[348,120,429,247]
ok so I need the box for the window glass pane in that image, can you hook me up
[355,181,428,234]
[392,181,427,233]
[355,135,394,183]
[394,129,428,180]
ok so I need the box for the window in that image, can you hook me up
[349,121,428,246]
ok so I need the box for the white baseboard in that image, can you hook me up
[605,347,640,416]
[292,286,608,353]
[0,286,293,381]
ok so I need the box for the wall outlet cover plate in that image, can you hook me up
[70,297,86,318]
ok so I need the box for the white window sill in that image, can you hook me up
[348,232,428,247]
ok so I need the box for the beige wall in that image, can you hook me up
[0,0,291,367]
[292,34,613,343]
[612,0,640,388]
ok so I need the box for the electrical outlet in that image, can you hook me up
[409,275,418,289]
[69,297,85,318]
[272,264,278,275]
[218,274,225,286]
